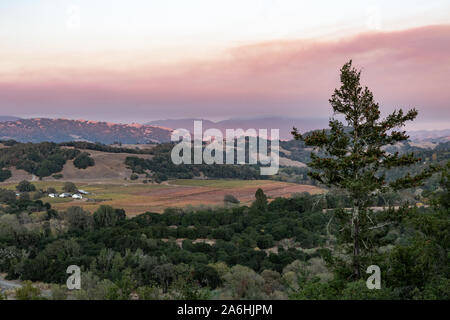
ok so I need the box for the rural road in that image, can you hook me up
[0,276,53,299]
[0,278,22,291]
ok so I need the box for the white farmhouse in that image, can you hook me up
[59,193,72,198]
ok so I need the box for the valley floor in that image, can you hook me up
[0,179,323,215]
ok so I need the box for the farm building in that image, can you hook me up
[59,193,72,198]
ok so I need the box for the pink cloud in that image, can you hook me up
[0,24,449,126]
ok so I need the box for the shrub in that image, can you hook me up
[153,173,167,183]
[63,182,77,193]
[221,265,266,299]
[15,281,42,300]
[73,152,95,169]
[224,194,239,204]
[93,205,126,229]
[0,188,16,203]
[62,206,93,232]
[252,188,268,211]
[256,234,274,249]
[16,180,36,192]
[50,285,68,300]
[47,187,57,194]
[33,191,44,200]
[0,169,12,182]
[19,192,30,201]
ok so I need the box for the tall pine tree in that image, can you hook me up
[292,60,437,279]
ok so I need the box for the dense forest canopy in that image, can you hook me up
[0,176,448,300]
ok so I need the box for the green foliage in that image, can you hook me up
[16,180,36,192]
[170,272,212,300]
[435,161,450,210]
[0,193,51,217]
[256,235,274,249]
[289,279,339,300]
[0,163,446,295]
[19,192,30,201]
[50,284,68,300]
[386,237,445,291]
[0,142,80,177]
[62,206,93,232]
[222,265,266,299]
[32,191,44,200]
[73,152,95,169]
[93,205,126,229]
[152,263,176,293]
[63,181,77,193]
[253,188,268,211]
[130,173,139,181]
[137,285,162,300]
[124,141,264,180]
[192,264,222,289]
[0,194,448,300]
[412,276,450,300]
[15,281,42,300]
[47,187,57,194]
[0,169,11,182]
[224,194,239,205]
[153,172,167,183]
[340,280,398,300]
[0,188,17,203]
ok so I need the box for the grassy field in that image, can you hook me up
[168,179,278,188]
[2,149,153,183]
[2,179,324,215]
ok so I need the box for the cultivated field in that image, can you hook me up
[1,179,323,215]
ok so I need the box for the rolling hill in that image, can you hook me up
[0,118,172,143]
[0,116,21,122]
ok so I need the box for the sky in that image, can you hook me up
[0,0,449,130]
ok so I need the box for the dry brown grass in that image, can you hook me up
[46,179,323,215]
[2,149,153,183]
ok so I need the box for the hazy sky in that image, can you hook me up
[1,0,449,129]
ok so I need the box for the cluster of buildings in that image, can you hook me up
[48,189,89,200]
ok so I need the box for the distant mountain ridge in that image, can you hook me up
[0,116,448,144]
[146,117,450,143]
[145,117,329,140]
[0,118,172,144]
[0,116,21,122]
[406,129,450,143]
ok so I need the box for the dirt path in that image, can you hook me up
[0,275,22,292]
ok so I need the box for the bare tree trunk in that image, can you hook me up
[352,205,361,279]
